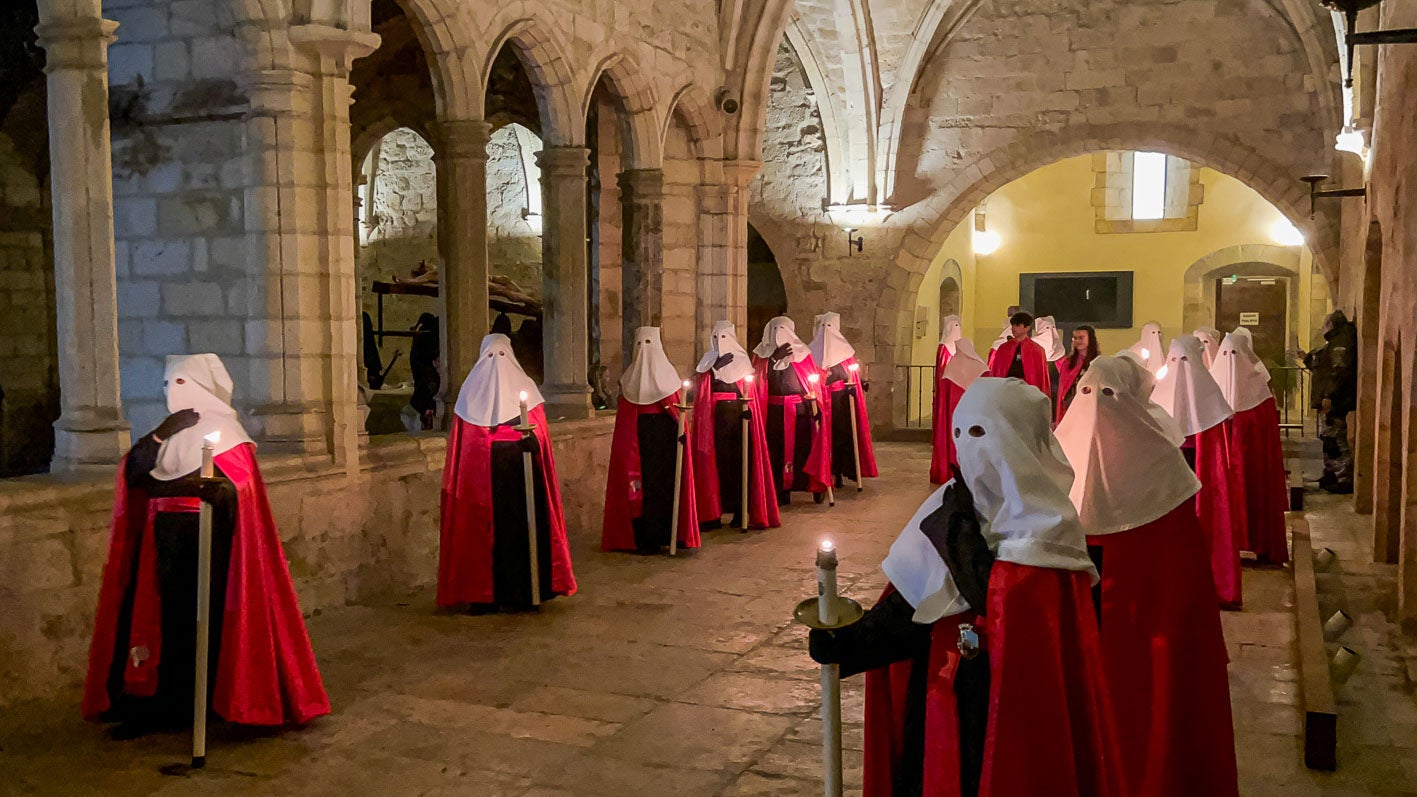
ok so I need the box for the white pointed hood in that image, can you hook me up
[1127,322,1165,374]
[809,312,855,369]
[753,316,812,369]
[989,321,1012,352]
[621,326,682,405]
[883,377,1097,624]
[1054,356,1202,535]
[695,320,755,383]
[454,334,544,426]
[941,338,988,389]
[1113,351,1186,445]
[1033,316,1066,362]
[151,354,256,481]
[1152,337,1232,436]
[939,315,963,353]
[1193,327,1222,368]
[1210,331,1272,412]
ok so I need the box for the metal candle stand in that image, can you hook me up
[793,542,863,797]
[517,394,541,607]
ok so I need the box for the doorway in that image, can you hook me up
[747,224,787,341]
[1215,276,1288,368]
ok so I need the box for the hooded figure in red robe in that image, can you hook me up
[1211,329,1289,564]
[751,316,832,503]
[1126,321,1167,376]
[690,321,780,529]
[810,378,1123,797]
[601,327,699,554]
[1032,315,1067,409]
[1054,355,1238,797]
[929,339,987,484]
[1194,326,1223,369]
[809,311,878,489]
[987,312,1050,398]
[439,334,577,609]
[1154,336,1245,607]
[83,354,329,738]
[930,316,962,483]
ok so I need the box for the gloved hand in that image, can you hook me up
[923,466,994,615]
[196,477,233,505]
[740,407,753,421]
[518,431,538,453]
[771,342,794,361]
[808,628,840,664]
[860,381,870,393]
[714,353,736,370]
[153,409,200,441]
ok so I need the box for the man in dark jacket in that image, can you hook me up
[1302,310,1357,493]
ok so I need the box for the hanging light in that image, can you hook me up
[973,229,1001,255]
[1269,219,1305,247]
[1334,126,1366,157]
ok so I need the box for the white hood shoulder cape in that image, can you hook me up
[1126,321,1165,374]
[753,316,812,370]
[621,326,682,405]
[1054,356,1202,535]
[454,334,545,426]
[152,354,256,481]
[1152,336,1232,436]
[1033,316,1066,362]
[941,338,988,389]
[695,320,755,384]
[939,315,963,354]
[809,312,856,369]
[882,378,1097,624]
[1210,330,1273,412]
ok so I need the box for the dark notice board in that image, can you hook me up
[1019,271,1134,329]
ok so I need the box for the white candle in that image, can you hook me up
[816,539,838,626]
[518,390,530,426]
[682,379,692,405]
[200,431,220,479]
[807,372,820,399]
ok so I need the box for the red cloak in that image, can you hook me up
[601,393,700,552]
[1088,502,1239,797]
[1190,423,1244,607]
[1054,354,1089,422]
[438,406,578,606]
[987,338,1051,398]
[689,370,780,529]
[752,357,833,494]
[930,377,967,485]
[83,443,330,726]
[1226,396,1289,564]
[826,356,878,479]
[862,563,1125,797]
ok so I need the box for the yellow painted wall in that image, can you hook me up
[911,154,1321,364]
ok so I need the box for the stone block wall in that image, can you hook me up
[0,132,57,477]
[0,416,613,708]
[486,123,544,298]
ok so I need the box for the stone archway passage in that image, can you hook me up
[747,223,787,342]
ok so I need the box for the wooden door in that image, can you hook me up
[1215,277,1287,368]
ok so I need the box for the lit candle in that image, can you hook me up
[1156,364,1169,380]
[682,379,692,405]
[200,431,220,479]
[518,390,530,427]
[1141,347,1151,362]
[807,372,820,400]
[816,539,838,626]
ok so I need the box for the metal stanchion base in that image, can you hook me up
[792,597,864,630]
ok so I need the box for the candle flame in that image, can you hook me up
[1140,348,1151,361]
[744,374,755,383]
[807,373,819,384]
[204,431,221,444]
[1156,364,1169,380]
[682,380,691,388]
[848,363,860,372]
[518,390,528,402]
[820,538,835,552]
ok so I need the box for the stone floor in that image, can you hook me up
[2,442,1416,796]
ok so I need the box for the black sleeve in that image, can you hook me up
[124,438,238,514]
[124,435,162,487]
[815,591,933,679]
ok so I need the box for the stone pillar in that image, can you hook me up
[36,13,131,470]
[695,160,759,349]
[537,147,594,419]
[289,24,380,469]
[432,120,492,412]
[619,168,665,369]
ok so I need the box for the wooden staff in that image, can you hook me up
[668,381,692,556]
[807,374,834,506]
[192,431,219,769]
[741,375,754,531]
[518,392,541,606]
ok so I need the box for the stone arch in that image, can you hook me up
[387,0,487,119]
[580,50,662,169]
[1180,244,1304,338]
[1355,220,1384,514]
[938,260,962,318]
[662,83,720,159]
[481,14,578,146]
[728,0,794,161]
[783,21,849,206]
[1375,337,1403,565]
[879,125,1340,406]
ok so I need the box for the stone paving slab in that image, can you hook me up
[4,446,1417,796]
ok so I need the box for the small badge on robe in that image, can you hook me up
[130,645,150,668]
[957,623,981,660]
[629,479,642,498]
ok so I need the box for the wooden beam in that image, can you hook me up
[1292,515,1337,770]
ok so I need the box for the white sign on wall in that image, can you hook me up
[1239,312,1260,325]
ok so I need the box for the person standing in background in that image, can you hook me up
[1301,311,1358,493]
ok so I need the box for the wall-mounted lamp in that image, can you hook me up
[845,228,864,255]
[1270,219,1306,247]
[972,229,1001,256]
[1300,174,1365,218]
[1321,0,1417,88]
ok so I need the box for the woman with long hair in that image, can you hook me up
[1056,324,1100,421]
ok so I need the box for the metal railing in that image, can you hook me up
[896,365,936,429]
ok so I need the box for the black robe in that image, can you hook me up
[764,363,814,502]
[103,434,237,726]
[631,412,679,553]
[485,421,558,609]
[710,375,747,519]
[825,364,860,482]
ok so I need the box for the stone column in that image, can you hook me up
[695,159,759,347]
[432,120,492,411]
[619,168,665,369]
[36,13,131,470]
[537,146,594,419]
